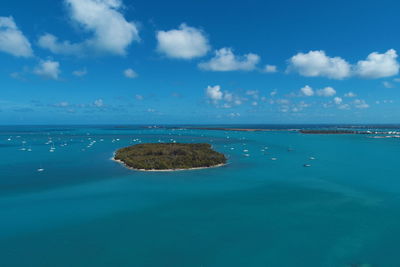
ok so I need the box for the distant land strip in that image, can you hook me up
[134,126,400,135]
[170,127,300,132]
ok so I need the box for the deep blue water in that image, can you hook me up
[1,125,400,267]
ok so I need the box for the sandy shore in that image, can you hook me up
[111,154,226,172]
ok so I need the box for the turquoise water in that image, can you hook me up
[1,126,400,267]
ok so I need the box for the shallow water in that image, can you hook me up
[0,125,399,267]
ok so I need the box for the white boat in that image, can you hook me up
[37,168,45,172]
[271,157,277,161]
[49,144,56,152]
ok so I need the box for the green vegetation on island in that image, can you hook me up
[114,143,227,170]
[299,129,374,134]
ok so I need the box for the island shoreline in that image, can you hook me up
[111,154,226,172]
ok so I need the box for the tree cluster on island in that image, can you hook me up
[114,143,227,170]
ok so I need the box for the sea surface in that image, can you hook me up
[1,125,400,267]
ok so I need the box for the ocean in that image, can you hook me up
[0,125,399,267]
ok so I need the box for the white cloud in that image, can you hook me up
[34,60,61,80]
[355,49,399,78]
[124,68,137,78]
[354,99,369,109]
[54,101,69,107]
[93,99,104,107]
[338,104,350,110]
[344,92,356,98]
[38,0,139,56]
[72,68,87,77]
[394,78,400,82]
[288,49,400,80]
[263,65,277,73]
[199,48,260,71]
[270,89,278,96]
[0,16,33,57]
[246,90,259,99]
[228,112,240,118]
[375,99,394,105]
[300,85,314,96]
[234,99,242,105]
[383,81,394,88]
[206,85,223,102]
[288,50,351,79]
[205,85,245,107]
[223,91,233,102]
[156,23,209,59]
[135,94,143,100]
[316,87,336,97]
[38,34,83,56]
[333,97,342,105]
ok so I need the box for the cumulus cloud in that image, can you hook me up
[206,85,223,102]
[199,48,260,71]
[289,49,399,79]
[263,65,277,73]
[355,49,399,78]
[38,34,82,55]
[338,104,350,110]
[156,23,209,59]
[246,90,259,99]
[38,0,139,56]
[34,60,61,80]
[223,91,234,102]
[288,50,351,79]
[205,85,245,108]
[135,94,143,100]
[354,99,369,109]
[93,99,104,107]
[333,97,342,105]
[0,16,33,57]
[344,92,356,98]
[228,112,240,118]
[316,87,336,97]
[124,68,137,78]
[300,85,314,96]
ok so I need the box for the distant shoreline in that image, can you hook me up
[172,127,299,132]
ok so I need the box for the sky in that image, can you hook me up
[1,0,400,125]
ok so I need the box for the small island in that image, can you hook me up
[114,143,227,171]
[299,129,372,134]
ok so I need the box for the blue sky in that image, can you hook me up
[1,0,400,124]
